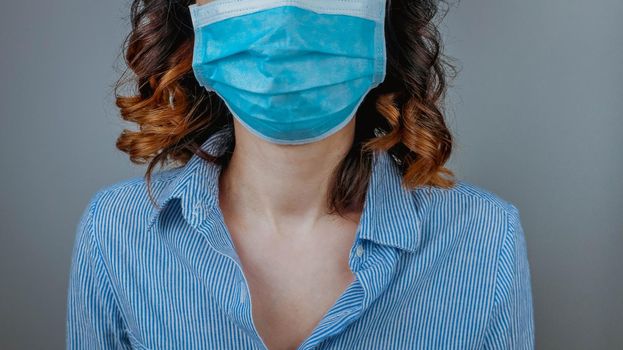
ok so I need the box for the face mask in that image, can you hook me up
[188,0,387,145]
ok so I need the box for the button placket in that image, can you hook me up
[195,213,268,350]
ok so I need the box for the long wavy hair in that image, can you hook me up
[114,0,458,217]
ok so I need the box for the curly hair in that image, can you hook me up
[114,0,458,217]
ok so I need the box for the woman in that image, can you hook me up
[66,0,534,349]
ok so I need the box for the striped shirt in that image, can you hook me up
[66,125,535,349]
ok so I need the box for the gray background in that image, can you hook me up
[1,0,621,348]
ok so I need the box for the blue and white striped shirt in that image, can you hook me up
[66,125,535,349]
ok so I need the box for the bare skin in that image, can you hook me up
[218,115,363,350]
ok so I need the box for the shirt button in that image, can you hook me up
[355,244,364,257]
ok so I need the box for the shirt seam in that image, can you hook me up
[87,188,147,349]
[442,180,515,214]
[93,167,182,200]
[476,206,517,348]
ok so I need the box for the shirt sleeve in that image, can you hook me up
[481,205,535,349]
[66,191,131,349]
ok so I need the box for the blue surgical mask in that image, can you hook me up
[188,0,387,145]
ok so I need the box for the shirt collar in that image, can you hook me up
[147,125,423,253]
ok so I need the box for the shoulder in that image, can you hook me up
[88,167,179,213]
[77,167,182,243]
[415,178,520,220]
[411,179,523,246]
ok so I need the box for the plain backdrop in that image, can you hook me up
[1,0,622,349]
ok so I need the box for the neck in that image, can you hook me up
[218,118,357,232]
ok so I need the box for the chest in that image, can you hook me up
[227,218,360,350]
[120,211,501,350]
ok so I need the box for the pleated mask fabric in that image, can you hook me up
[188,0,387,144]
